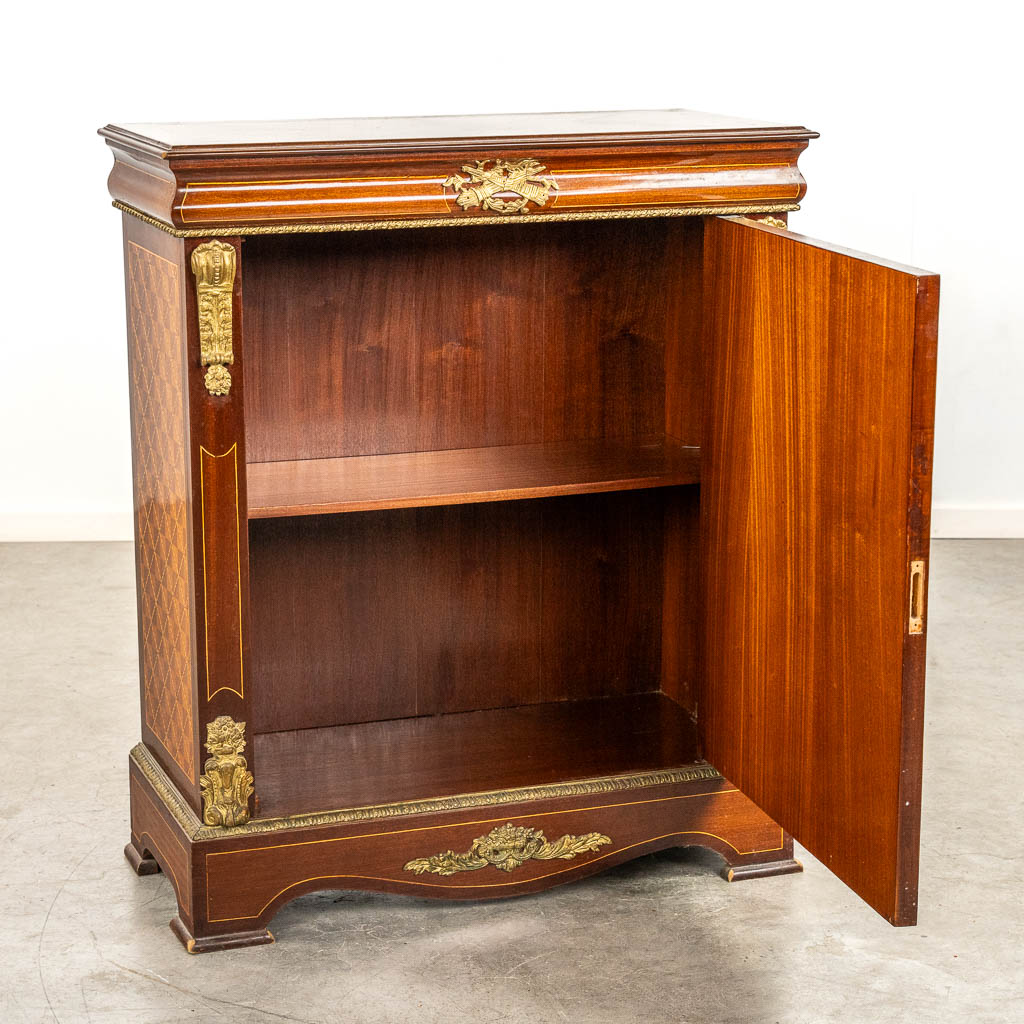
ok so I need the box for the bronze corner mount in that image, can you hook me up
[199,716,254,826]
[190,241,237,396]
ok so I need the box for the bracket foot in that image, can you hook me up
[124,842,162,876]
[170,916,275,954]
[722,857,803,882]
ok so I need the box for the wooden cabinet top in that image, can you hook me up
[100,108,816,155]
[101,107,818,235]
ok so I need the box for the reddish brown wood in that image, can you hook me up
[722,838,801,882]
[664,218,705,445]
[109,111,940,951]
[100,110,815,231]
[241,220,694,464]
[101,109,816,151]
[247,437,699,518]
[120,216,258,812]
[124,842,161,876]
[122,217,201,809]
[247,490,676,734]
[538,490,667,703]
[254,693,699,817]
[127,752,798,953]
[180,235,257,795]
[170,916,273,954]
[128,767,195,922]
[661,486,702,716]
[249,502,534,732]
[895,272,940,925]
[661,209,704,719]
[700,217,938,925]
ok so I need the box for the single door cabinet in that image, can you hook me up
[101,109,938,953]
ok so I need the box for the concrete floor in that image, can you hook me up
[0,540,1022,1024]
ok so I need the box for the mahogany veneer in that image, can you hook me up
[106,108,937,953]
[99,109,815,231]
[247,438,700,518]
[253,693,701,818]
[246,489,678,734]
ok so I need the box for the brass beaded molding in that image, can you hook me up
[130,743,722,842]
[113,200,801,238]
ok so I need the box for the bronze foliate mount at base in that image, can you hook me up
[404,822,612,876]
[199,716,254,826]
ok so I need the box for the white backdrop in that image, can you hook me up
[2,1,1020,539]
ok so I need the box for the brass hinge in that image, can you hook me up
[908,560,926,634]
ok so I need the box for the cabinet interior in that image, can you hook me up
[242,217,707,816]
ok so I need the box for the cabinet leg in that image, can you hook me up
[170,916,275,955]
[716,831,802,880]
[124,839,161,876]
[720,834,802,882]
[722,857,803,882]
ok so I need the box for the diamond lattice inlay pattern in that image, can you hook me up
[127,242,195,782]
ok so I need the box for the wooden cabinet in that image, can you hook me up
[102,109,938,953]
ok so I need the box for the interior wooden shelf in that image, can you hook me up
[253,692,702,818]
[246,437,700,519]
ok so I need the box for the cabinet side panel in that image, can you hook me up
[124,228,198,789]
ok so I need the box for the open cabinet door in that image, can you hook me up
[701,216,938,925]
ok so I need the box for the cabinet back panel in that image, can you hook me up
[248,489,684,734]
[243,220,700,463]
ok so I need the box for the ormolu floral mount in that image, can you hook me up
[191,240,235,396]
[405,824,612,876]
[199,717,253,827]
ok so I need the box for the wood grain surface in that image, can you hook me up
[253,692,699,816]
[100,109,815,230]
[700,217,938,924]
[106,112,947,950]
[179,234,258,795]
[246,437,699,517]
[242,220,693,463]
[247,489,679,734]
[127,751,797,952]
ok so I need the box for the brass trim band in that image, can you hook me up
[113,200,801,238]
[130,743,722,842]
